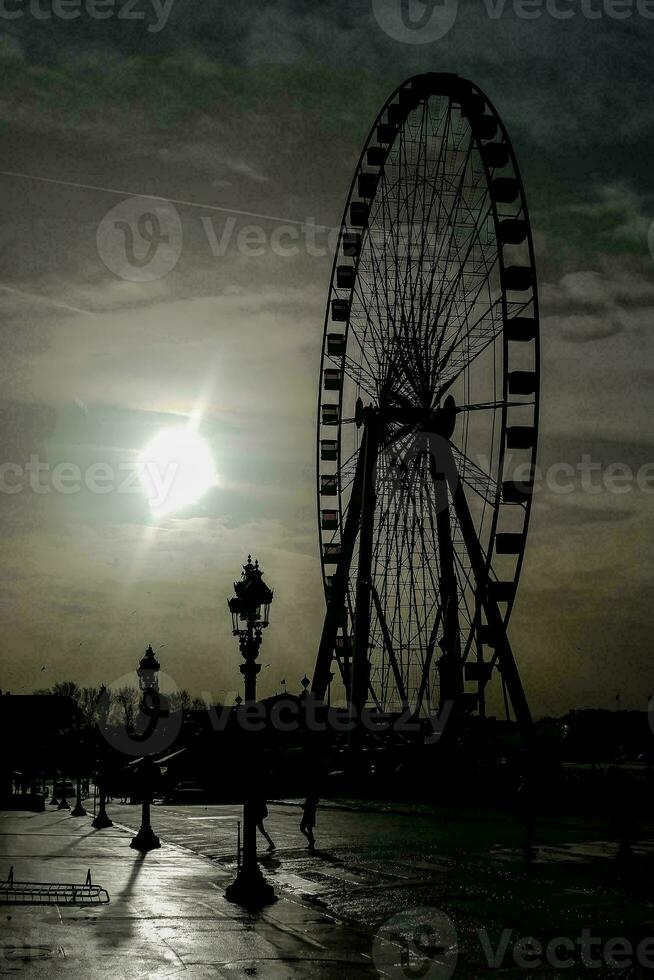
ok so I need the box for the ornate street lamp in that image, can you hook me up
[225,556,276,908]
[129,644,163,852]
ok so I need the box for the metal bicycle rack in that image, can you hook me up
[0,867,110,906]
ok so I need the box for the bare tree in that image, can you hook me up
[113,686,139,730]
[33,680,81,701]
[78,686,103,727]
[168,689,192,712]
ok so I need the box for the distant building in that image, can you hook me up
[0,694,80,805]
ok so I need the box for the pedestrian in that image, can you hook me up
[300,792,319,852]
[253,797,275,852]
[514,769,536,865]
[607,767,638,865]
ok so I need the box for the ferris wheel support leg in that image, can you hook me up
[371,584,408,708]
[444,444,533,737]
[432,466,464,707]
[312,434,367,701]
[351,417,379,721]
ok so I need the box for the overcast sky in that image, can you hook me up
[0,1,652,715]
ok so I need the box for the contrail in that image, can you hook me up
[0,283,96,316]
[0,170,331,231]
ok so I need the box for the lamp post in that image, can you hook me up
[129,644,162,852]
[92,685,113,829]
[92,778,113,829]
[225,556,276,908]
[70,715,88,817]
[71,775,87,818]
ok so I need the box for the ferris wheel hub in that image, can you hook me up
[376,394,458,440]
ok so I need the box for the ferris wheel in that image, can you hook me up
[312,73,539,731]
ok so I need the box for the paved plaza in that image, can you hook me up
[2,802,654,977]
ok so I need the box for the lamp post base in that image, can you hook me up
[225,866,276,909]
[57,797,70,811]
[71,801,87,817]
[92,810,113,829]
[130,827,161,852]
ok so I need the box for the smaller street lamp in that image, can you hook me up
[70,775,87,818]
[92,777,113,829]
[92,685,113,829]
[70,715,88,817]
[225,556,276,908]
[129,644,163,852]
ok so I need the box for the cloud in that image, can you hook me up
[541,258,654,345]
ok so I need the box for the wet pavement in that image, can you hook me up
[2,802,654,977]
[0,808,377,978]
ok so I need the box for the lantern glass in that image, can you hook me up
[139,669,157,693]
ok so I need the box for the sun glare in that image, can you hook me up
[139,426,217,517]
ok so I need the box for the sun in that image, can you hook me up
[139,426,217,517]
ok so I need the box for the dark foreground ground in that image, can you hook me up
[1,800,654,977]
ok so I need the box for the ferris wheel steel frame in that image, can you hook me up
[312,73,540,734]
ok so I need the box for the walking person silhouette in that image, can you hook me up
[300,791,319,852]
[254,797,275,852]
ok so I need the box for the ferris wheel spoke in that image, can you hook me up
[430,202,495,349]
[340,351,378,399]
[353,235,399,383]
[458,400,528,413]
[343,320,381,385]
[420,136,483,351]
[395,104,437,390]
[352,234,397,355]
[432,225,497,356]
[428,198,496,371]
[415,106,466,310]
[433,299,504,402]
[374,105,453,402]
[448,443,499,506]
[354,187,405,369]
[414,102,454,331]
[371,178,401,357]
